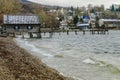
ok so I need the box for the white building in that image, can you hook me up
[99,19,120,28]
[59,20,68,30]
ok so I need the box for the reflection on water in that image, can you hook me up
[16,30,120,80]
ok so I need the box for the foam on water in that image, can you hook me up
[82,58,96,64]
[15,38,53,57]
[82,58,109,67]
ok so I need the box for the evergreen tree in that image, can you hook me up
[89,23,92,29]
[119,6,120,12]
[95,16,99,28]
[71,6,74,11]
[73,15,79,25]
[111,4,115,11]
[90,9,95,13]
[79,18,84,23]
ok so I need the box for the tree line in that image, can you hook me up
[0,0,22,23]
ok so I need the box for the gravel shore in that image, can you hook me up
[0,37,73,80]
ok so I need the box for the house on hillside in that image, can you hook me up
[59,20,69,30]
[99,19,120,29]
[76,23,89,30]
[3,15,41,38]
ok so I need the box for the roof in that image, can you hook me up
[82,16,90,19]
[100,19,120,22]
[3,15,41,25]
[77,23,89,27]
[60,20,67,26]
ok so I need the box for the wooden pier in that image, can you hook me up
[58,28,109,35]
[34,28,109,38]
[84,29,109,35]
[1,27,109,38]
[2,15,109,38]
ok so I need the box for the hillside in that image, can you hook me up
[19,0,43,14]
[19,0,66,14]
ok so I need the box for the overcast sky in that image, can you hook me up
[28,0,120,8]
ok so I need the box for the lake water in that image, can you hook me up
[16,30,120,80]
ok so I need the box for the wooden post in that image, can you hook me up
[22,32,24,38]
[38,26,42,38]
[22,29,24,38]
[13,32,16,37]
[37,32,41,38]
[97,30,99,34]
[67,30,69,35]
[83,30,85,35]
[37,28,42,38]
[44,32,46,36]
[106,29,109,34]
[101,30,104,34]
[49,31,53,38]
[90,30,92,34]
[75,30,77,35]
[92,30,94,34]
[59,31,61,35]
[30,32,33,38]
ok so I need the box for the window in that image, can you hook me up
[27,26,33,30]
[14,26,20,30]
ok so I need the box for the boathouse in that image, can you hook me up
[3,15,41,38]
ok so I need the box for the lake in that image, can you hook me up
[16,30,120,80]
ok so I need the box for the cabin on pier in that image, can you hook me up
[3,15,41,38]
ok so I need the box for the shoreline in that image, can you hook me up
[0,37,73,80]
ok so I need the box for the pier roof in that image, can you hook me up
[3,15,41,25]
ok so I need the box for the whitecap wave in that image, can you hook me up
[82,58,96,64]
[15,38,53,57]
[82,58,114,68]
[72,76,85,80]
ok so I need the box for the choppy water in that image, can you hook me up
[16,30,120,80]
